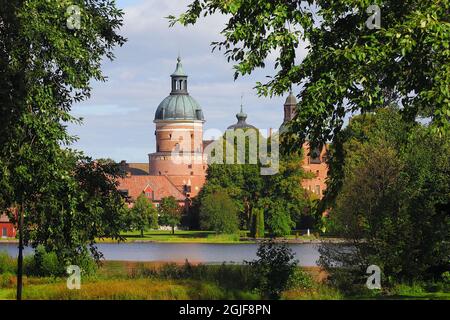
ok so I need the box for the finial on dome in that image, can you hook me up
[172,54,187,77]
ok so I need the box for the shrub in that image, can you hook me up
[24,246,64,277]
[287,268,314,290]
[0,272,15,289]
[23,246,97,277]
[0,251,16,274]
[442,271,450,284]
[246,240,298,299]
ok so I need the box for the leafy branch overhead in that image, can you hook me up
[170,0,450,146]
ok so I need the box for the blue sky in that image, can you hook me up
[68,0,307,162]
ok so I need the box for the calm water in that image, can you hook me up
[0,242,321,266]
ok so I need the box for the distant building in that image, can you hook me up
[118,56,207,206]
[0,214,16,238]
[280,92,329,198]
[118,59,329,207]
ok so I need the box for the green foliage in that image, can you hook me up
[246,240,298,299]
[0,0,126,268]
[200,142,310,236]
[1,247,97,277]
[287,268,314,290]
[158,196,182,234]
[319,108,450,290]
[0,252,16,274]
[130,193,158,237]
[172,0,450,145]
[199,189,239,234]
[253,208,265,238]
[25,246,63,277]
[442,272,450,284]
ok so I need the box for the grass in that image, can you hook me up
[0,278,255,300]
[98,230,243,244]
[0,261,449,300]
[97,229,323,244]
[2,229,331,244]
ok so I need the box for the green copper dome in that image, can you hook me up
[154,57,205,121]
[155,94,204,121]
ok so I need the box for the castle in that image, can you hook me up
[0,57,328,238]
[116,57,328,208]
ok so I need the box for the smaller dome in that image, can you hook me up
[227,105,257,130]
[155,95,204,121]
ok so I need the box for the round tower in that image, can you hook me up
[149,57,205,177]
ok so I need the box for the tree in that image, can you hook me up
[0,0,125,299]
[319,108,450,290]
[171,0,449,147]
[200,131,310,237]
[246,239,298,299]
[158,196,182,235]
[200,189,239,234]
[131,193,158,237]
[252,208,265,238]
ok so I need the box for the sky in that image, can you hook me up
[68,0,308,162]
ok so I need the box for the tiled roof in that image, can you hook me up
[118,175,185,201]
[0,214,11,223]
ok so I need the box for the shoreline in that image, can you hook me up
[0,237,346,245]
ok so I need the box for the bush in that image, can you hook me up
[287,268,314,290]
[24,246,63,277]
[0,272,15,289]
[246,240,298,299]
[442,271,450,284]
[0,251,16,274]
[23,246,98,277]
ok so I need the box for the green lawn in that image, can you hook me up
[98,230,321,244]
[100,230,243,243]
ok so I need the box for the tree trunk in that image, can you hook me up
[141,229,144,237]
[16,206,24,301]
[172,225,175,235]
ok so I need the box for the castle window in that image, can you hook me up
[188,164,192,169]
[315,185,320,195]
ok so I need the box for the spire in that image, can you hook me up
[227,96,257,130]
[236,94,247,121]
[172,55,186,77]
[283,90,297,123]
[170,55,188,95]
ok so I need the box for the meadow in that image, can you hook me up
[1,254,448,300]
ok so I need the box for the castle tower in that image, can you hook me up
[149,57,205,178]
[283,91,297,124]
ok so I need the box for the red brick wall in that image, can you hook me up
[0,222,16,238]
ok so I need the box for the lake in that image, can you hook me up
[0,242,321,266]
